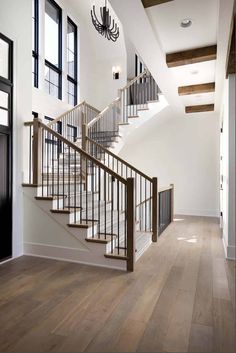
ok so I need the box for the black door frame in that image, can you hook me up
[0,32,13,262]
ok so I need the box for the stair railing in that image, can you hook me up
[86,136,158,241]
[47,101,100,144]
[119,68,160,123]
[24,117,136,271]
[86,97,121,148]
[86,69,159,146]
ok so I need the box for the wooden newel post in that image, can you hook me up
[152,177,158,242]
[127,178,135,272]
[32,117,42,185]
[170,183,174,222]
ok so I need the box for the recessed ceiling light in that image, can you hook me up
[180,19,192,28]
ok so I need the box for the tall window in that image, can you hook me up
[32,0,39,87]
[45,0,62,99]
[67,17,77,106]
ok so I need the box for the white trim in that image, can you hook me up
[222,237,236,260]
[24,242,127,271]
[176,209,220,218]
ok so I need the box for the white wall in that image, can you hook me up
[119,106,220,217]
[221,74,236,260]
[0,0,32,258]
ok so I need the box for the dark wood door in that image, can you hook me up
[0,33,13,262]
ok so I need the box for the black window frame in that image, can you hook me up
[44,116,62,153]
[32,0,39,88]
[44,0,62,100]
[67,16,78,106]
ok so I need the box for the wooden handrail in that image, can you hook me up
[47,101,100,127]
[24,121,34,127]
[39,121,127,185]
[84,102,100,114]
[120,69,149,91]
[87,97,121,129]
[86,136,153,182]
[47,101,85,127]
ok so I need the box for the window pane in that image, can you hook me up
[50,83,59,98]
[45,65,60,99]
[0,109,8,126]
[67,22,75,53]
[50,68,59,86]
[67,19,77,80]
[67,50,75,78]
[45,0,60,67]
[68,80,74,95]
[45,80,50,95]
[0,39,9,79]
[67,80,76,106]
[0,91,8,109]
[68,94,74,106]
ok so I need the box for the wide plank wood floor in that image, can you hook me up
[0,216,235,352]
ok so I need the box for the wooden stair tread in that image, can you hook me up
[35,196,64,201]
[68,221,97,229]
[51,208,81,214]
[85,234,116,244]
[104,250,128,261]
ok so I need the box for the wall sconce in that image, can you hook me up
[112,66,120,80]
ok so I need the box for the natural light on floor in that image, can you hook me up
[177,236,198,243]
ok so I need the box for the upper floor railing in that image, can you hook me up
[87,69,160,145]
[48,101,100,144]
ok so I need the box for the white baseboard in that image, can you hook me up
[222,237,236,260]
[176,209,219,218]
[24,242,127,271]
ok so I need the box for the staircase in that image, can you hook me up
[23,69,173,271]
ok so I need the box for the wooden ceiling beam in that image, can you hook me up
[166,45,217,68]
[185,104,215,114]
[178,82,215,96]
[141,0,174,8]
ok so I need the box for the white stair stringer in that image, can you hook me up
[23,186,127,270]
[112,94,168,155]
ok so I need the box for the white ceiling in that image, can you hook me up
[146,0,219,54]
[170,61,216,87]
[181,92,215,106]
[145,0,219,110]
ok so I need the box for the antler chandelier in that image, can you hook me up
[91,0,120,42]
